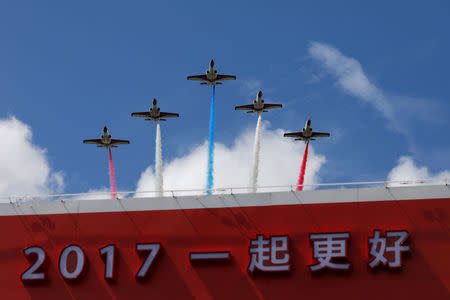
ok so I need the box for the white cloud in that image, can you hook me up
[387,156,450,186]
[136,121,326,196]
[0,117,64,201]
[308,41,449,176]
[240,79,263,97]
[308,41,395,123]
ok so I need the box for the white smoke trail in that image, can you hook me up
[251,114,262,192]
[155,123,163,196]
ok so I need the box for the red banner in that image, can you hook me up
[0,197,449,299]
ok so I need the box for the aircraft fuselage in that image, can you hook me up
[150,102,161,118]
[99,127,112,145]
[206,66,218,81]
[253,92,264,111]
[302,120,313,138]
[101,133,112,145]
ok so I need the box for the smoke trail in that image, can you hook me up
[108,148,117,199]
[155,122,163,197]
[251,114,262,192]
[297,141,309,191]
[206,85,216,194]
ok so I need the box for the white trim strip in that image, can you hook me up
[1,178,448,202]
[0,185,448,217]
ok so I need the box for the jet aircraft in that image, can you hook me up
[187,59,236,86]
[235,90,282,113]
[283,120,330,142]
[83,126,130,148]
[131,98,179,122]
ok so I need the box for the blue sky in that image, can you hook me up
[0,1,449,195]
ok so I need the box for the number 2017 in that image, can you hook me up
[21,243,161,283]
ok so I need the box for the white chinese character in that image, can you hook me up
[368,230,410,269]
[309,233,351,272]
[248,234,290,275]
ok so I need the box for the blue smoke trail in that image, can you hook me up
[206,85,216,194]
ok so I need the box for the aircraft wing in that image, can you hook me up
[283,132,304,138]
[83,139,103,145]
[216,74,236,81]
[110,139,130,145]
[311,132,330,138]
[159,112,179,118]
[187,75,208,81]
[131,112,151,117]
[235,104,254,111]
[263,103,282,110]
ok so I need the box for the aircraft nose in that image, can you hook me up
[258,90,263,97]
[307,120,311,126]
[210,59,214,67]
[103,126,107,132]
[153,98,157,105]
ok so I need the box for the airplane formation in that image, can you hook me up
[187,59,236,86]
[131,98,180,122]
[235,90,283,114]
[284,119,330,143]
[83,126,130,148]
[83,60,330,194]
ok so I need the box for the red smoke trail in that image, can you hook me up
[108,148,117,199]
[297,141,309,191]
